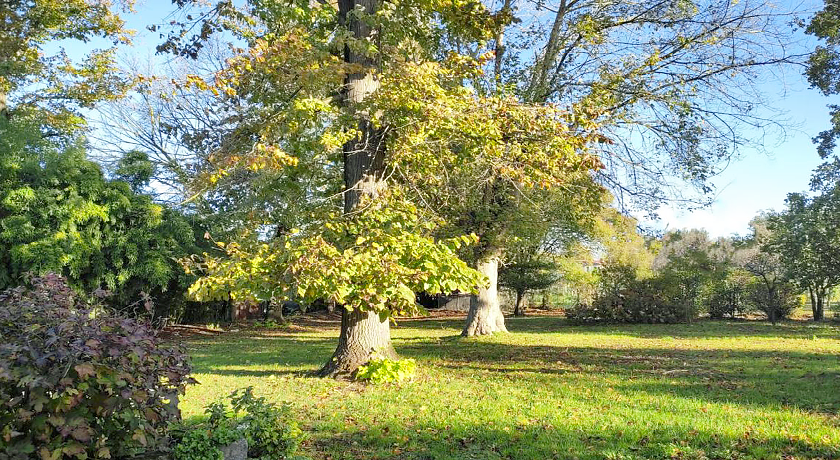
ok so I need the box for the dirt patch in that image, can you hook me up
[158,324,225,340]
[164,309,565,338]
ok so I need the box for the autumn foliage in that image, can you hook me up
[0,274,195,460]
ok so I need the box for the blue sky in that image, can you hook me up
[73,0,835,239]
[644,71,831,238]
[631,0,833,238]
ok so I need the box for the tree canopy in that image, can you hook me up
[0,114,200,309]
[0,1,203,315]
[154,0,610,366]
[0,0,133,127]
[0,0,820,386]
[491,0,801,209]
[765,189,840,321]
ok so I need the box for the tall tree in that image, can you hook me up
[806,0,840,160]
[741,217,789,324]
[0,0,132,126]
[490,0,801,208]
[0,1,214,318]
[324,0,400,374]
[439,0,801,335]
[166,0,607,372]
[766,191,840,321]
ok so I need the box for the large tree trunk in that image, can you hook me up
[318,0,392,377]
[513,290,526,317]
[318,308,397,378]
[462,256,508,336]
[339,0,385,215]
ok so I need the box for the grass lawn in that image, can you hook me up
[179,315,840,459]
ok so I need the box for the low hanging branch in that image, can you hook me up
[184,191,486,319]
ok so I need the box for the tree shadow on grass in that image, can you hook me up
[187,335,336,373]
[198,368,312,378]
[308,416,840,460]
[178,312,839,342]
[182,316,840,418]
[188,329,840,416]
[180,326,840,460]
[396,314,840,340]
[569,319,840,340]
[398,340,840,415]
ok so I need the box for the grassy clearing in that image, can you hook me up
[180,316,840,459]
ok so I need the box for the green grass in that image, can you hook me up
[180,316,840,459]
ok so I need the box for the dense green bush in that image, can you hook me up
[595,262,639,298]
[231,388,303,459]
[0,274,195,459]
[704,270,755,319]
[0,128,213,320]
[172,387,304,460]
[572,272,803,324]
[567,276,692,324]
[750,283,801,322]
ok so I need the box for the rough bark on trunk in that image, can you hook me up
[513,290,526,316]
[318,0,394,377]
[318,308,397,378]
[462,256,508,336]
[275,302,285,323]
[339,0,385,213]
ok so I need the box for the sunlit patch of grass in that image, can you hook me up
[180,317,840,459]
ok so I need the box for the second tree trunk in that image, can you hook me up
[462,256,508,336]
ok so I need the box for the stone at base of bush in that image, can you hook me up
[220,438,248,460]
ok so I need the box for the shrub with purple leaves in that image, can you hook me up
[0,274,197,460]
